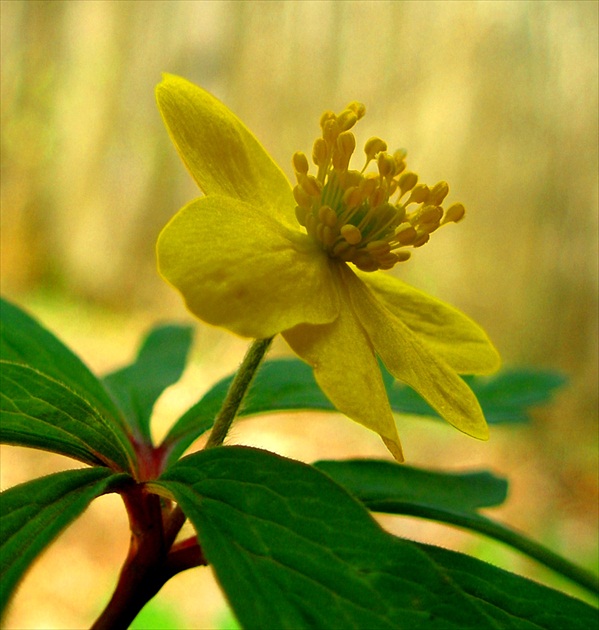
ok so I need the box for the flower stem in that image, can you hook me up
[205,337,274,449]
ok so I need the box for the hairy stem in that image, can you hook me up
[205,337,274,449]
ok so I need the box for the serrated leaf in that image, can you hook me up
[102,324,193,442]
[0,467,130,617]
[315,459,599,596]
[0,297,124,429]
[161,359,567,465]
[154,446,595,629]
[1,361,134,471]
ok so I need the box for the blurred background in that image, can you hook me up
[1,1,597,628]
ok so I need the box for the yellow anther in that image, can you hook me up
[360,174,378,197]
[398,171,418,195]
[321,225,335,247]
[364,137,388,162]
[367,240,391,255]
[320,110,336,130]
[300,174,323,197]
[343,186,364,210]
[337,109,358,131]
[322,118,340,144]
[337,131,356,156]
[293,184,312,208]
[407,183,430,204]
[318,205,337,227]
[394,204,407,223]
[293,151,309,175]
[417,205,443,226]
[377,152,395,178]
[413,234,430,248]
[354,252,378,272]
[442,203,466,224]
[293,102,465,272]
[395,223,418,245]
[370,186,387,209]
[312,137,328,167]
[340,224,362,245]
[429,181,449,205]
[333,131,356,170]
[347,101,366,120]
[394,148,408,162]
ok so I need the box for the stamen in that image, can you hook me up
[292,102,465,271]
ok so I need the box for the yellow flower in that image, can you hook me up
[156,74,500,461]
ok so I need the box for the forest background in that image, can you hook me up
[1,1,597,628]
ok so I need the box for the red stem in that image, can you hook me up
[91,486,206,629]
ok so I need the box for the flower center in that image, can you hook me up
[292,102,465,272]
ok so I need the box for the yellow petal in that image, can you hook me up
[359,271,500,375]
[344,267,489,440]
[157,195,339,339]
[283,265,404,461]
[156,74,297,228]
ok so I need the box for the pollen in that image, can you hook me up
[292,103,465,272]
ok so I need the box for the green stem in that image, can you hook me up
[204,337,274,449]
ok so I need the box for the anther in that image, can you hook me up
[398,172,418,195]
[377,153,395,178]
[312,138,328,167]
[333,131,356,170]
[347,101,366,120]
[337,109,358,131]
[340,224,362,245]
[407,183,429,204]
[364,137,388,162]
[293,185,312,208]
[318,205,337,227]
[442,203,466,224]
[300,174,323,197]
[293,152,309,175]
[429,181,449,205]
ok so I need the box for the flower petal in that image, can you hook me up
[283,265,404,461]
[156,74,297,227]
[359,271,500,375]
[344,268,489,440]
[157,195,339,338]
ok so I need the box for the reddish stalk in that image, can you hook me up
[91,486,206,629]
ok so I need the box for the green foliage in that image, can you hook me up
[314,459,509,512]
[314,460,599,595]
[161,358,567,466]
[0,467,129,614]
[156,446,595,630]
[103,324,193,442]
[1,361,134,470]
[0,297,125,428]
[1,298,596,629]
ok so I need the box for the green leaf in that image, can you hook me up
[154,446,596,629]
[0,467,130,617]
[418,543,597,629]
[0,297,124,430]
[103,324,193,442]
[314,459,509,512]
[160,359,566,465]
[315,459,599,597]
[1,361,135,471]
[465,370,568,424]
